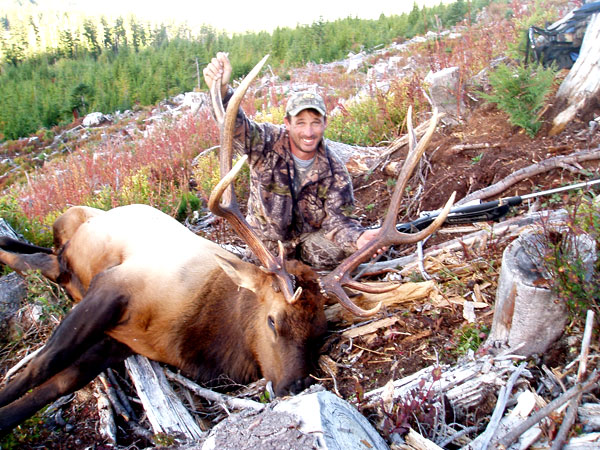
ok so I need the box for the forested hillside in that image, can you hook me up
[1,0,489,140]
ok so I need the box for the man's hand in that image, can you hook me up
[356,228,387,258]
[203,52,232,99]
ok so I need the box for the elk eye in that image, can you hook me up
[267,316,276,333]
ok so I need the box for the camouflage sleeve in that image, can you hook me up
[320,151,365,253]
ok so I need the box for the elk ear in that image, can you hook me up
[214,253,261,293]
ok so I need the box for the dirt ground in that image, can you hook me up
[3,99,598,449]
[321,104,600,423]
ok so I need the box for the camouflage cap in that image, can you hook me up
[285,91,326,117]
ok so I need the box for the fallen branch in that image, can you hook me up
[550,310,595,450]
[94,380,117,445]
[98,372,133,422]
[106,368,137,420]
[494,370,600,449]
[478,362,527,449]
[406,427,443,449]
[456,148,600,205]
[369,118,433,171]
[2,346,42,383]
[165,368,265,412]
[326,281,436,324]
[447,142,502,155]
[124,354,204,440]
[363,353,526,411]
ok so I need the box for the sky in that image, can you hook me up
[33,0,452,34]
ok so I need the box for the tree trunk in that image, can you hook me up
[550,10,600,136]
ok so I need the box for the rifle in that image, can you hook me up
[395,179,600,234]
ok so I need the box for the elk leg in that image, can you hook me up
[0,336,132,434]
[0,236,53,254]
[0,276,130,407]
[0,247,60,281]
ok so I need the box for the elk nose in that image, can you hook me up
[277,375,314,396]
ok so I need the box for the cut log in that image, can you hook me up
[94,381,118,445]
[550,10,600,136]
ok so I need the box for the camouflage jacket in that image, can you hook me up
[219,88,364,256]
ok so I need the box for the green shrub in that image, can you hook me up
[176,191,201,222]
[0,195,54,246]
[479,62,556,137]
[535,194,600,319]
[327,101,377,145]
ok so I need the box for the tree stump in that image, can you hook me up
[486,230,597,357]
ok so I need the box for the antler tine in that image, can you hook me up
[208,55,301,304]
[319,107,456,317]
[210,77,225,125]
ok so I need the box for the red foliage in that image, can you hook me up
[13,111,219,221]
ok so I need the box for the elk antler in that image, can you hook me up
[208,55,302,304]
[319,107,456,317]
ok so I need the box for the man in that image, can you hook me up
[204,52,380,269]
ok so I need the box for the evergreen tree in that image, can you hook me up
[58,29,76,58]
[100,17,113,51]
[113,17,127,51]
[83,19,101,57]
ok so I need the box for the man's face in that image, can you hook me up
[284,109,327,160]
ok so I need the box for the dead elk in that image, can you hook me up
[0,55,454,434]
[0,204,328,432]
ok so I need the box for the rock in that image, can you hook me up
[424,67,466,126]
[183,92,208,115]
[82,112,111,127]
[0,218,20,240]
[0,272,26,340]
